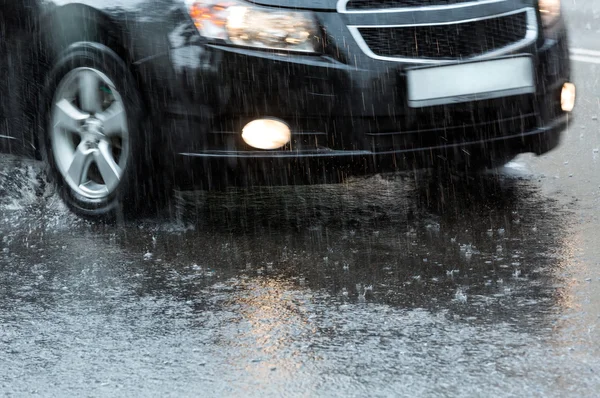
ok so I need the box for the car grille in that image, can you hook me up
[346,0,477,10]
[357,11,529,60]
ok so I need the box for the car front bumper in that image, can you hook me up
[141,6,572,185]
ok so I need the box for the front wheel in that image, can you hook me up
[42,44,167,219]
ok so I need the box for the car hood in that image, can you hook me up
[247,0,338,10]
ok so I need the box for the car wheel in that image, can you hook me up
[42,44,165,219]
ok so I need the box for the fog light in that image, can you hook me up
[561,82,576,112]
[242,119,291,150]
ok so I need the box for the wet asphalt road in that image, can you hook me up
[2,8,600,398]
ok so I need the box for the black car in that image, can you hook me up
[0,0,573,218]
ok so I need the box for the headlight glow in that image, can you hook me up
[188,0,321,52]
[242,119,291,150]
[538,0,561,28]
[561,82,575,112]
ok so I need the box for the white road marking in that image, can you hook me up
[570,48,600,64]
[571,55,600,64]
[571,48,600,57]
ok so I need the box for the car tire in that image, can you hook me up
[41,43,168,219]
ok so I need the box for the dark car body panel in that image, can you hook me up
[0,0,572,186]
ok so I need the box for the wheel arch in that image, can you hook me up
[37,4,134,63]
[31,4,153,158]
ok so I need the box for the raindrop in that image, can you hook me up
[426,223,440,232]
[359,285,373,301]
[513,269,521,278]
[454,288,468,303]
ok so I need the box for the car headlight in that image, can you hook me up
[538,0,561,28]
[187,0,321,52]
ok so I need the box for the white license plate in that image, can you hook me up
[406,56,535,107]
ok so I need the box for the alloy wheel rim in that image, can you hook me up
[50,67,129,200]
